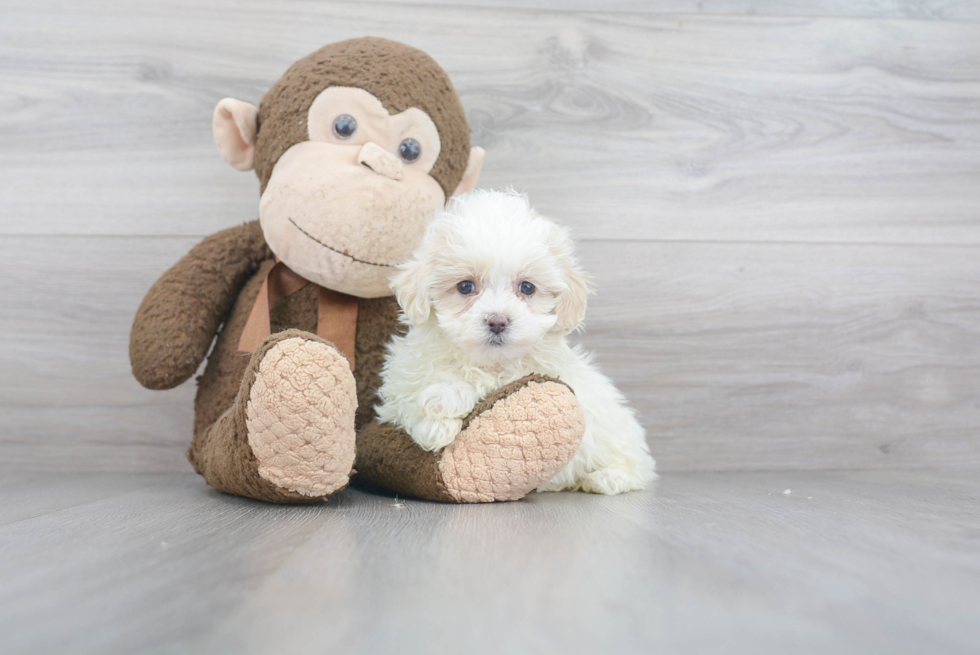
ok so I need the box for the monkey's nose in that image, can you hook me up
[358,142,403,181]
[486,314,508,334]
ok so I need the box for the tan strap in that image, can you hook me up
[237,278,273,354]
[238,261,359,371]
[317,287,359,372]
[239,261,311,353]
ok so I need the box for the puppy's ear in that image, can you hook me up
[556,265,592,333]
[392,218,453,325]
[550,225,594,333]
[391,255,433,326]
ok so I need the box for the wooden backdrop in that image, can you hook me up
[2,0,978,473]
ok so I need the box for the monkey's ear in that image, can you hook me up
[213,98,258,171]
[452,147,485,196]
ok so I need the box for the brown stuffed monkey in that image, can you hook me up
[130,37,585,504]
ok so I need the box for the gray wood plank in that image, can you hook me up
[2,235,978,472]
[579,239,980,471]
[360,0,980,21]
[2,2,979,244]
[0,471,172,526]
[0,470,977,654]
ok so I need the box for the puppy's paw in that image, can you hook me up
[579,467,649,495]
[410,417,463,452]
[418,382,477,419]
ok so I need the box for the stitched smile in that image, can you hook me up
[288,217,394,268]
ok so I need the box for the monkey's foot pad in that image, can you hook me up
[245,336,356,497]
[440,379,585,503]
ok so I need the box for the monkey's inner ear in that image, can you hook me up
[213,98,259,171]
[452,147,485,197]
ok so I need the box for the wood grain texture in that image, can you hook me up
[360,0,980,21]
[2,236,978,472]
[580,240,980,470]
[2,1,979,244]
[1,1,978,474]
[0,470,977,654]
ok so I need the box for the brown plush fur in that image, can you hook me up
[355,375,575,503]
[133,221,585,503]
[258,282,403,431]
[143,221,431,503]
[355,420,455,502]
[172,223,401,502]
[130,221,271,391]
[188,255,401,445]
[254,37,471,197]
[188,329,345,503]
[130,39,585,504]
[192,256,274,439]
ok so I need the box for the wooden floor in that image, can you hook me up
[1,470,977,655]
[2,1,980,653]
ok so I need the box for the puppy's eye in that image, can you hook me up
[332,114,357,140]
[398,138,421,162]
[457,280,476,295]
[519,281,536,296]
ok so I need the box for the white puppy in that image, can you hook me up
[375,189,656,495]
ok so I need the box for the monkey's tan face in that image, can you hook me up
[259,87,446,297]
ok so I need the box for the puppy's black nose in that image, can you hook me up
[487,314,508,334]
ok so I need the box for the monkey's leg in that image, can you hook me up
[187,329,356,503]
[355,375,584,503]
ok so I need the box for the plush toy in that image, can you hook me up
[130,37,585,504]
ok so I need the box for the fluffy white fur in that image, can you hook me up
[375,189,656,495]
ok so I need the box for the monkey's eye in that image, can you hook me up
[519,281,536,296]
[398,138,421,162]
[332,114,357,140]
[457,280,476,295]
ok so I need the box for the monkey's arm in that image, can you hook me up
[130,220,271,390]
[356,375,585,502]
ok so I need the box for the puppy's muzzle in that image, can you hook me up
[486,314,508,335]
